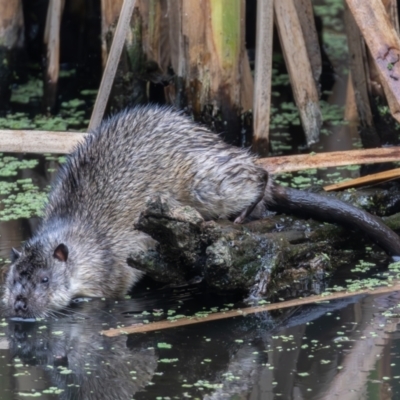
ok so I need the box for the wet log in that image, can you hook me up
[252,0,274,156]
[274,0,322,146]
[345,0,400,123]
[0,0,25,107]
[43,0,65,113]
[129,193,400,299]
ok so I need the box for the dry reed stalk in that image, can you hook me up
[293,0,321,89]
[324,167,400,191]
[166,0,252,143]
[43,0,65,113]
[89,0,136,130]
[252,0,274,156]
[383,0,400,33]
[344,3,374,128]
[345,0,400,123]
[274,0,322,146]
[257,147,400,174]
[100,0,124,69]
[0,0,24,104]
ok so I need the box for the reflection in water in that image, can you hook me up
[7,319,156,399]
[2,288,389,399]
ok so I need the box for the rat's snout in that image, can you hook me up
[14,295,28,314]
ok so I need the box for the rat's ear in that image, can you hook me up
[53,244,69,262]
[10,248,21,262]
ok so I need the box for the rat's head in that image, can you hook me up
[2,240,72,319]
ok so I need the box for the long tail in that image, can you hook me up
[265,184,400,257]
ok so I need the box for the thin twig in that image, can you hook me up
[89,0,136,131]
[101,281,400,337]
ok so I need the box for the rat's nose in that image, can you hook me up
[14,296,27,313]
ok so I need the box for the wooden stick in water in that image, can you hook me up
[101,281,400,337]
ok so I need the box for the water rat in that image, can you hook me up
[3,105,400,318]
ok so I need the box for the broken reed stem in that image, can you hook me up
[89,0,136,131]
[101,281,400,337]
[43,0,65,112]
[324,167,400,191]
[274,0,321,146]
[0,129,87,153]
[257,147,400,174]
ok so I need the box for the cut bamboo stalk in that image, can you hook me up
[89,0,136,131]
[100,0,124,69]
[344,3,374,127]
[324,167,400,191]
[0,130,87,153]
[345,0,400,123]
[293,0,322,88]
[43,0,65,113]
[252,0,274,156]
[101,281,400,337]
[274,0,322,146]
[257,147,400,174]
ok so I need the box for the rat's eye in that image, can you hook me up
[41,277,49,284]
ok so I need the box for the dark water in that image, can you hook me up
[2,1,400,398]
[1,213,400,399]
[1,264,400,399]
